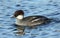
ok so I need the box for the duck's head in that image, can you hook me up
[13,10,24,20]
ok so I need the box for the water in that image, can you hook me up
[0,0,60,38]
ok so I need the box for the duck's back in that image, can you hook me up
[23,15,50,26]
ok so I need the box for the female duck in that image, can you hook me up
[12,10,50,26]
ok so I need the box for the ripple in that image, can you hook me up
[41,32,49,36]
[29,36,36,38]
[16,4,20,7]
[7,6,13,9]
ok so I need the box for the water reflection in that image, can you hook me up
[13,25,36,35]
[15,26,25,35]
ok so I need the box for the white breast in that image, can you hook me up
[15,19,27,26]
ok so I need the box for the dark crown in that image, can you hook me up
[14,10,24,17]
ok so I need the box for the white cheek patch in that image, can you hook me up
[16,15,23,19]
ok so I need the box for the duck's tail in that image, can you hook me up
[44,17,60,24]
[47,18,60,23]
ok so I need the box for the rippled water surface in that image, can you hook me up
[0,0,60,38]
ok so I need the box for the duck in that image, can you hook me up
[12,10,51,27]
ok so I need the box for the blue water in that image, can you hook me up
[0,0,60,38]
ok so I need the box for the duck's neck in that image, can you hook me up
[15,19,23,25]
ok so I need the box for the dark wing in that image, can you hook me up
[23,15,49,26]
[23,15,46,21]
